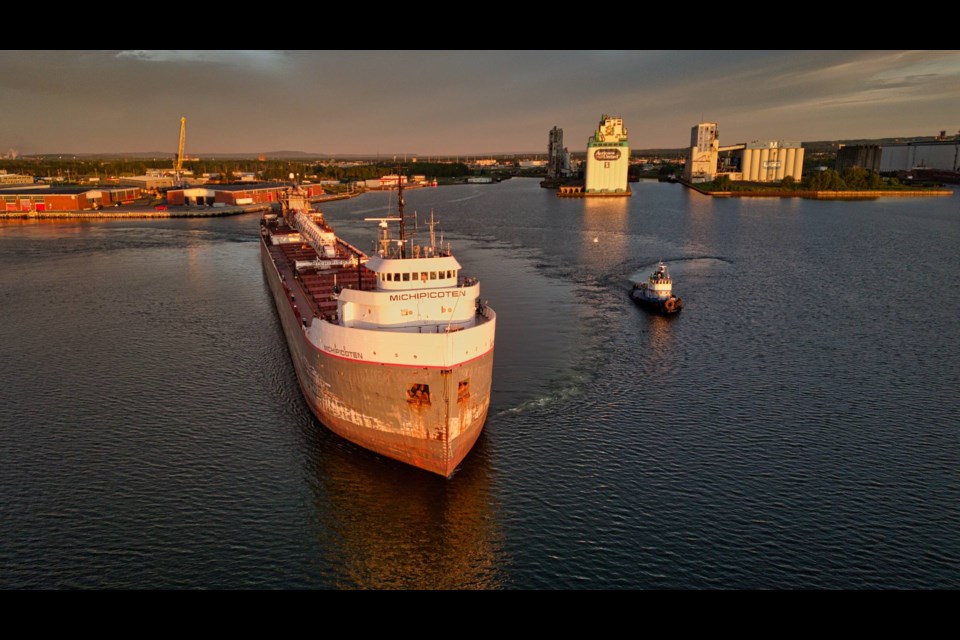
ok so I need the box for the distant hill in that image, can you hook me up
[630,148,687,157]
[16,136,956,161]
[27,150,331,160]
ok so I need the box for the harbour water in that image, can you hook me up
[1,178,957,588]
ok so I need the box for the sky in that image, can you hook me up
[2,50,958,157]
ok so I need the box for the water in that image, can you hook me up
[1,179,958,589]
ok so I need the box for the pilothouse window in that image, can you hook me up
[402,273,410,282]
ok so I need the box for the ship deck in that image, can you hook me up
[261,212,496,476]
[264,220,377,325]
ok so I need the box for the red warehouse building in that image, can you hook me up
[1,186,141,211]
[166,183,324,206]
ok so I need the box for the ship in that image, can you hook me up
[630,261,683,314]
[260,181,496,477]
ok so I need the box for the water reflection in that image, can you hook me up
[643,312,679,375]
[581,194,630,217]
[681,188,720,252]
[305,426,507,589]
[579,196,630,270]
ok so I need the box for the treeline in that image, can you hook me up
[805,167,886,190]
[311,162,470,181]
[706,168,905,192]
[0,158,470,183]
[1,158,169,179]
[0,158,300,181]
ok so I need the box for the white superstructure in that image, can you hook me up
[297,205,495,369]
[641,262,673,299]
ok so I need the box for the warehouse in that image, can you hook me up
[119,175,175,190]
[879,140,960,173]
[0,185,141,211]
[0,172,34,186]
[165,183,323,206]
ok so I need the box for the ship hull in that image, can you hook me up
[630,290,683,315]
[262,240,492,477]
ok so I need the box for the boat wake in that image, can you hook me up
[494,380,586,417]
[445,193,484,204]
[626,256,732,286]
[347,206,390,216]
[492,360,602,418]
[637,255,732,269]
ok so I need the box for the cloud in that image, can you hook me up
[3,50,958,154]
[115,50,287,68]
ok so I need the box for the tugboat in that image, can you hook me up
[631,261,683,314]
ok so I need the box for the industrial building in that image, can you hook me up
[682,122,805,183]
[738,141,805,182]
[518,160,548,169]
[546,126,571,180]
[0,172,34,186]
[585,114,630,195]
[835,144,882,174]
[1,185,141,211]
[683,123,720,182]
[118,175,175,190]
[878,139,960,173]
[361,175,409,190]
[166,183,322,206]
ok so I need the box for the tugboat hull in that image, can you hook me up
[630,290,683,315]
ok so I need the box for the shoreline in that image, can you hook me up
[0,189,369,220]
[680,180,954,199]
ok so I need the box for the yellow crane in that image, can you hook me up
[174,116,186,186]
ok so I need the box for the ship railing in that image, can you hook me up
[295,257,357,271]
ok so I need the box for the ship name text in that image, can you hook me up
[389,291,467,302]
[324,345,363,359]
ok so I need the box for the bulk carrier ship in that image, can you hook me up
[260,182,496,477]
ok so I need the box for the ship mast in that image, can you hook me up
[364,168,412,259]
[397,167,406,258]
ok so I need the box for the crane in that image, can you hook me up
[174,116,186,187]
